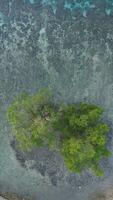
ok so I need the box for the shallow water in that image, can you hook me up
[1,1,113,199]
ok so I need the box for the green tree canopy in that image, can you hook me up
[7,88,112,176]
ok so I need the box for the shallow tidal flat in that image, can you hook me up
[0,0,113,200]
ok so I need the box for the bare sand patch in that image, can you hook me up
[90,187,113,200]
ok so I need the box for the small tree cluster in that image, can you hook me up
[7,89,111,176]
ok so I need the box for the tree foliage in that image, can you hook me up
[7,89,57,150]
[7,89,111,176]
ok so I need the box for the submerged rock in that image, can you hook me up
[0,193,28,200]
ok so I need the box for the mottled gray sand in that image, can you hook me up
[0,197,7,200]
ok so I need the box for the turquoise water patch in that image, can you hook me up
[26,0,113,16]
[64,1,95,10]
[105,8,112,15]
[64,0,95,17]
[29,0,35,4]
